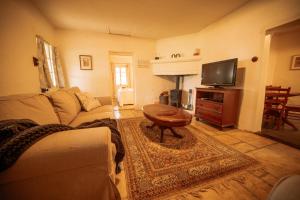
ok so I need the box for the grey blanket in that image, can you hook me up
[0,119,124,173]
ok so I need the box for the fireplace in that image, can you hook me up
[170,76,183,107]
[170,89,182,107]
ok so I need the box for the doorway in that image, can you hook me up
[111,63,130,94]
[261,19,300,148]
[109,52,135,108]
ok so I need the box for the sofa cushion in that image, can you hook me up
[69,105,113,127]
[0,94,60,125]
[48,90,79,124]
[86,105,114,114]
[75,92,101,111]
[62,87,82,113]
[96,96,112,105]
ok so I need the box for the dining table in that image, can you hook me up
[265,92,300,98]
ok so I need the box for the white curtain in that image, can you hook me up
[36,36,66,90]
[53,47,65,88]
[36,36,52,89]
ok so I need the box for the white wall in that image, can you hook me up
[55,30,174,107]
[156,0,300,132]
[0,0,174,107]
[0,0,55,96]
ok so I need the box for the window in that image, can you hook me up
[114,64,129,86]
[43,42,57,87]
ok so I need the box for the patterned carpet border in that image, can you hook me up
[118,117,260,200]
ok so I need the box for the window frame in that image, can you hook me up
[113,63,130,87]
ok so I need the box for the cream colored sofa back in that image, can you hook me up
[46,87,82,124]
[0,87,113,126]
[0,94,60,125]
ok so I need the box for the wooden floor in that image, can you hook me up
[261,119,300,149]
[114,109,300,200]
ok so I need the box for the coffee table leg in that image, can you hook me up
[169,127,183,138]
[146,123,156,129]
[160,127,164,143]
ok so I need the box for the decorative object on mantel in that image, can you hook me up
[154,56,160,60]
[193,48,200,56]
[291,55,300,70]
[79,55,93,70]
[150,56,201,64]
[171,53,181,58]
[251,56,258,62]
[150,55,201,75]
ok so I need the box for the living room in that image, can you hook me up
[0,0,300,200]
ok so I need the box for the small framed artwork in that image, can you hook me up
[291,55,300,70]
[79,55,93,70]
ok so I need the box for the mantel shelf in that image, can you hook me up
[150,56,201,64]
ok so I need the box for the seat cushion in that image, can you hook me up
[48,90,80,124]
[69,105,113,127]
[0,94,60,125]
[86,105,114,114]
[69,112,113,127]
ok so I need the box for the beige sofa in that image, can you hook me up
[0,87,120,200]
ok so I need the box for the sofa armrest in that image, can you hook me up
[0,127,119,200]
[97,96,112,105]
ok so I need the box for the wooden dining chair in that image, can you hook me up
[285,105,300,131]
[264,86,291,130]
[266,85,282,90]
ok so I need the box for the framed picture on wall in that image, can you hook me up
[291,55,300,70]
[79,55,93,70]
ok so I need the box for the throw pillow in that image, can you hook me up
[62,87,82,113]
[47,90,80,124]
[75,92,101,111]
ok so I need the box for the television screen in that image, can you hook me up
[201,58,237,86]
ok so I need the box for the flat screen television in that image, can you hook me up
[201,58,237,87]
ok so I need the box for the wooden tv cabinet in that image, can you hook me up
[195,88,241,129]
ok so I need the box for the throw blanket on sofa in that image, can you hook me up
[0,119,125,173]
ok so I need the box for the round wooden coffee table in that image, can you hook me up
[143,104,192,143]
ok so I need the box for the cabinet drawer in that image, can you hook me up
[197,99,223,113]
[198,112,222,125]
[198,109,222,119]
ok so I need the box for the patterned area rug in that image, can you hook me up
[118,117,259,200]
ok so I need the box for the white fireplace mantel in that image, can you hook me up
[150,56,201,75]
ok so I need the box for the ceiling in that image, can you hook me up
[31,0,249,39]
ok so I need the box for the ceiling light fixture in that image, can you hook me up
[106,25,132,37]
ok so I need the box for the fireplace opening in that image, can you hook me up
[170,76,183,107]
[159,75,193,110]
[170,89,182,107]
